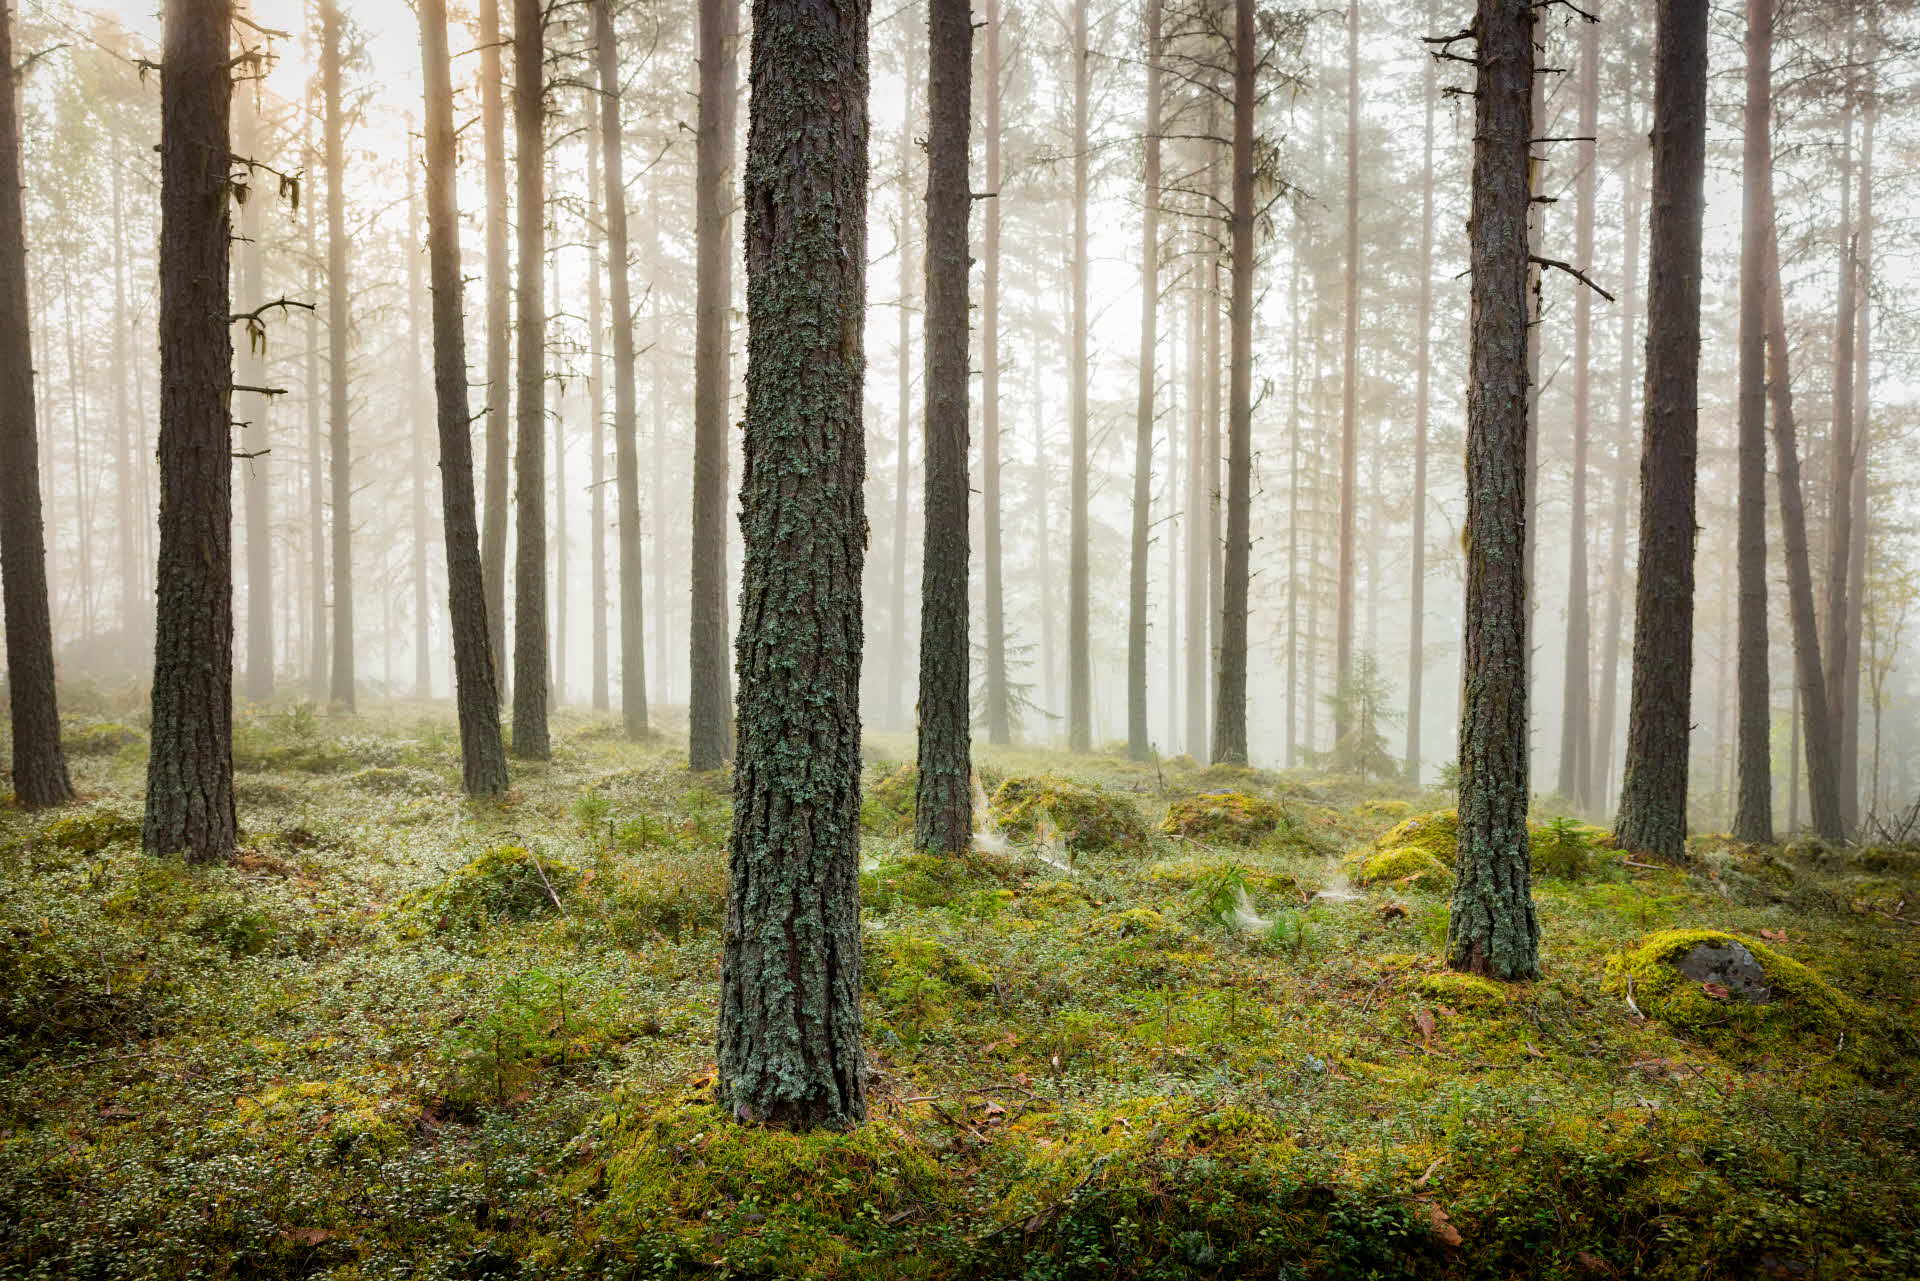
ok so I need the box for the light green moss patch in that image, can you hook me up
[1411,971,1509,1009]
[990,774,1151,857]
[1161,790,1287,845]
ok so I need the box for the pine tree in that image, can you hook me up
[1210,0,1254,765]
[1127,0,1164,764]
[509,0,550,761]
[322,0,354,711]
[477,0,511,704]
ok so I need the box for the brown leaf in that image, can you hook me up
[1701,981,1731,1001]
[1422,1201,1463,1247]
[1523,1042,1546,1058]
[1759,928,1788,942]
[280,1228,335,1247]
[1413,1007,1436,1051]
[981,1100,1007,1117]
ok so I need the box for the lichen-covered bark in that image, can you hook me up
[509,0,550,761]
[0,2,73,810]
[716,0,869,1130]
[914,0,973,856]
[1448,0,1538,981]
[595,0,649,740]
[419,0,509,797]
[1126,0,1162,765]
[1614,0,1707,862]
[478,0,511,705]
[145,0,237,861]
[689,0,739,772]
[1209,0,1253,766]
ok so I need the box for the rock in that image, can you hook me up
[1670,940,1772,1003]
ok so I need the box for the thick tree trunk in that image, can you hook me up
[981,0,1008,746]
[596,0,649,738]
[717,0,870,1128]
[1067,0,1091,753]
[1556,14,1598,811]
[1448,0,1538,981]
[1614,0,1708,862]
[1731,0,1773,842]
[1332,0,1359,742]
[1127,0,1162,763]
[322,0,354,711]
[915,0,973,855]
[689,0,739,772]
[0,1,72,808]
[146,0,237,859]
[1210,0,1254,765]
[1406,21,1435,786]
[235,59,274,704]
[510,0,550,759]
[478,0,511,705]
[419,0,509,796]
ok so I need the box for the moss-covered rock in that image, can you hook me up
[1161,790,1286,845]
[990,774,1150,857]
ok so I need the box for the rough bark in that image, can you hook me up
[914,0,973,855]
[596,0,649,738]
[1209,0,1253,766]
[1406,20,1435,786]
[716,0,870,1129]
[1556,13,1598,811]
[478,0,511,704]
[1614,0,1708,862]
[145,0,237,860]
[689,0,739,772]
[510,0,550,760]
[0,0,73,809]
[419,0,510,795]
[1448,0,1539,981]
[1066,0,1091,753]
[1731,0,1773,843]
[322,0,354,711]
[1127,0,1162,763]
[980,0,1008,746]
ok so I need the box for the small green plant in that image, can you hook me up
[1532,815,1593,881]
[1415,902,1450,952]
[438,967,624,1107]
[573,790,614,829]
[1185,863,1251,925]
[1263,910,1322,961]
[274,702,320,741]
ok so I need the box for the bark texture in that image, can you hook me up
[0,0,73,809]
[510,0,550,760]
[914,0,973,856]
[420,0,509,796]
[716,0,870,1129]
[146,0,237,861]
[1126,0,1163,764]
[478,0,511,703]
[1448,0,1538,981]
[1614,0,1708,862]
[1209,0,1253,765]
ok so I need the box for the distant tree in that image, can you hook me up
[915,0,973,855]
[1321,650,1399,782]
[234,40,273,705]
[1209,0,1253,765]
[1331,0,1359,749]
[1825,15,1860,832]
[0,0,73,809]
[1126,0,1164,764]
[418,0,509,796]
[716,0,870,1129]
[980,0,1010,747]
[510,0,550,761]
[146,0,238,860]
[1614,0,1709,862]
[477,0,511,704]
[1446,0,1539,981]
[1067,0,1092,753]
[321,0,355,712]
[688,0,738,773]
[407,127,432,700]
[1404,1,1435,787]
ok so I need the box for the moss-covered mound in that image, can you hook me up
[1605,928,1886,1069]
[990,774,1150,858]
[399,845,581,929]
[1161,790,1286,845]
[1345,808,1458,886]
[33,809,144,855]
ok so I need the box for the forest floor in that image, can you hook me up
[2,698,1917,1280]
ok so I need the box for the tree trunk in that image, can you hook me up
[419,0,509,796]
[717,0,870,1128]
[478,0,511,705]
[551,260,567,710]
[1841,82,1873,831]
[596,0,649,738]
[408,127,432,700]
[1614,0,1708,862]
[145,0,237,858]
[304,97,327,701]
[111,159,141,649]
[888,58,914,733]
[1332,0,1360,743]
[689,0,739,772]
[322,0,355,711]
[586,91,609,713]
[914,0,973,854]
[1209,0,1253,765]
[980,0,1008,746]
[1066,0,1091,754]
[1556,13,1598,811]
[1406,14,1435,786]
[1127,0,1163,763]
[1731,0,1773,842]
[1595,147,1640,805]
[1448,0,1538,981]
[1184,228,1207,759]
[0,1,73,808]
[510,0,550,759]
[235,52,274,704]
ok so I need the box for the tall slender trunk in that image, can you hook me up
[1066,0,1091,753]
[408,128,432,699]
[915,0,973,853]
[586,91,609,713]
[981,0,1008,745]
[304,100,327,700]
[1824,57,1858,832]
[1034,368,1056,727]
[1284,236,1300,768]
[1127,0,1163,762]
[550,266,567,709]
[419,0,509,794]
[235,54,273,703]
[1841,82,1874,830]
[649,184,668,704]
[1332,0,1360,740]
[1406,21,1435,785]
[1614,0,1708,861]
[146,0,237,858]
[1731,0,1773,842]
[0,1,72,807]
[510,0,550,759]
[718,0,870,1128]
[596,0,648,737]
[1450,0,1538,981]
[1556,13,1598,811]
[1595,149,1641,805]
[1184,227,1207,758]
[478,0,511,705]
[323,0,355,711]
[889,62,914,733]
[112,158,140,645]
[689,0,739,771]
[1210,0,1254,765]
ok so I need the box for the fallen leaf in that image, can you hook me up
[1759,928,1788,942]
[280,1228,335,1247]
[1523,1042,1546,1058]
[981,1100,1007,1117]
[1701,981,1731,1001]
[1413,1007,1436,1051]
[1422,1201,1463,1247]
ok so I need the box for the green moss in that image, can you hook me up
[1350,844,1454,887]
[1375,808,1460,865]
[64,721,144,758]
[862,851,962,911]
[1161,790,1286,845]
[396,844,581,929]
[36,809,143,854]
[1411,972,1509,1009]
[1528,816,1612,881]
[348,765,433,795]
[862,763,918,835]
[990,774,1151,857]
